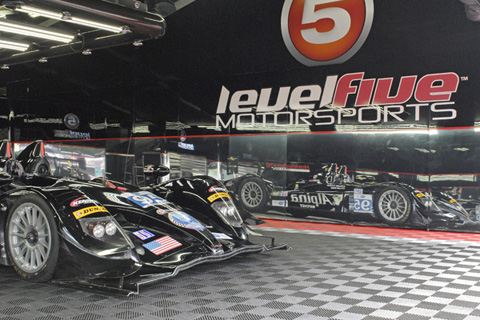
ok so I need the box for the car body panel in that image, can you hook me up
[0,141,287,294]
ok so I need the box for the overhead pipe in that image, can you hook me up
[0,32,149,65]
[2,0,166,37]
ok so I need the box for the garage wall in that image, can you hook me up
[3,0,480,231]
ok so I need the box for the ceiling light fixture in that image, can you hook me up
[16,5,129,34]
[0,38,30,51]
[16,5,63,19]
[64,14,129,34]
[0,19,75,43]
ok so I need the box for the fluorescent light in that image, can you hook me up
[0,20,74,43]
[0,38,29,51]
[16,5,63,19]
[17,5,128,34]
[67,16,128,34]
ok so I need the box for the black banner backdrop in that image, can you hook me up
[2,0,480,231]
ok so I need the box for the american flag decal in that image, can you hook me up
[143,236,182,255]
[132,229,155,240]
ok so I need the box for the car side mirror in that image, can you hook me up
[144,164,170,179]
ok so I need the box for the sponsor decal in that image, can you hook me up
[73,206,109,219]
[266,162,310,172]
[54,129,91,139]
[180,130,187,142]
[353,194,373,213]
[475,205,480,221]
[157,209,167,215]
[300,204,316,208]
[212,232,233,240]
[290,192,338,207]
[168,211,206,231]
[272,200,287,207]
[272,191,289,197]
[133,229,155,240]
[104,193,131,206]
[208,192,231,203]
[64,113,80,130]
[327,184,346,190]
[70,197,98,207]
[209,186,227,193]
[143,236,182,255]
[122,191,168,208]
[178,141,194,150]
[281,0,374,66]
[215,72,461,130]
[416,193,425,198]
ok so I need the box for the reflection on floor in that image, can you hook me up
[258,218,480,241]
[1,222,480,319]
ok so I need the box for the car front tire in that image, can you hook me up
[374,186,412,226]
[6,194,59,282]
[238,177,268,212]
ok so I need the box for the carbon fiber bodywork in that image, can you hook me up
[0,141,287,294]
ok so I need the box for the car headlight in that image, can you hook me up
[82,217,118,239]
[93,224,106,238]
[78,216,130,249]
[105,221,117,236]
[211,200,243,228]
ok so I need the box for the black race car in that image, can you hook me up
[0,141,287,294]
[226,163,475,228]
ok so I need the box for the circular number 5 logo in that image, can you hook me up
[281,0,374,66]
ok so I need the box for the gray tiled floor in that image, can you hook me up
[2,228,480,319]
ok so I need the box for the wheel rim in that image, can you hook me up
[378,190,409,222]
[241,181,263,208]
[8,203,52,273]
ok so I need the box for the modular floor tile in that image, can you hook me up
[2,223,480,319]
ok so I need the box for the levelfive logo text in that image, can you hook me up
[215,72,461,130]
[281,0,374,66]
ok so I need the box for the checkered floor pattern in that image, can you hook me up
[2,224,480,319]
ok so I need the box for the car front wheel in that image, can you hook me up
[374,186,412,226]
[6,195,59,282]
[238,177,268,212]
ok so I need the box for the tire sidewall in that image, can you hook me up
[5,194,59,282]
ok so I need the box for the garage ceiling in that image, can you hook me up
[0,0,194,67]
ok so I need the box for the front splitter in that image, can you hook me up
[53,242,289,295]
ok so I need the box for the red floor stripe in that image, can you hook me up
[257,219,480,242]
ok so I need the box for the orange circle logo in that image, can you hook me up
[281,0,374,66]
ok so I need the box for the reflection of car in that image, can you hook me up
[0,141,287,294]
[227,163,473,227]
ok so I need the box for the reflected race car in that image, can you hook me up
[0,141,287,294]
[227,163,474,228]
